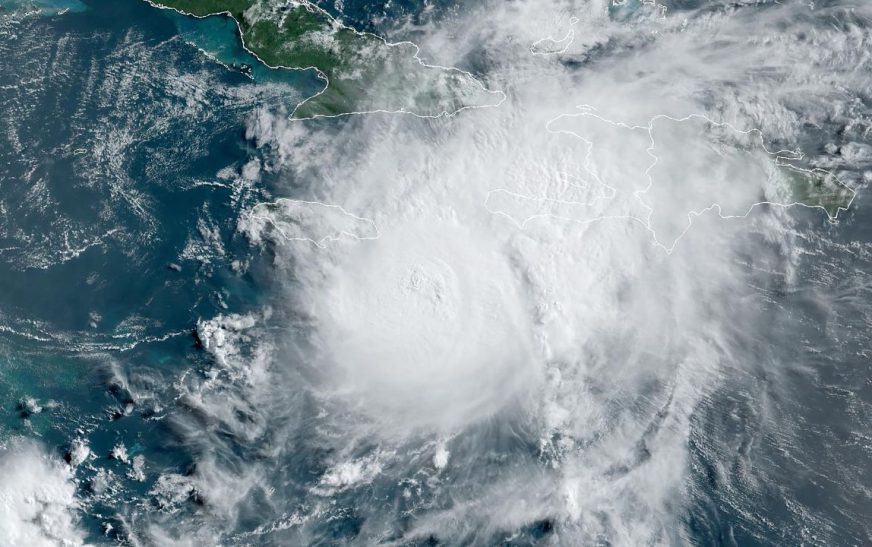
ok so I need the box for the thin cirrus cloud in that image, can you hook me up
[140,0,872,543]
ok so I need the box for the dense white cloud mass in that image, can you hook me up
[0,440,86,547]
[150,0,872,544]
[309,219,539,429]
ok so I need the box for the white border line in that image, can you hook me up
[143,0,506,120]
[495,105,860,254]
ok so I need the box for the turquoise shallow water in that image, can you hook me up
[1,1,460,542]
[0,0,285,540]
[168,7,320,86]
[2,1,872,545]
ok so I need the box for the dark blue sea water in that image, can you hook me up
[2,0,872,545]
[0,0,289,540]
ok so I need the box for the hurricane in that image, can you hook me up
[1,0,872,545]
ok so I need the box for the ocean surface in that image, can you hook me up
[0,0,285,540]
[2,0,872,545]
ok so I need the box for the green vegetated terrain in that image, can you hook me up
[706,121,855,219]
[148,0,499,118]
[778,164,855,218]
[150,0,253,18]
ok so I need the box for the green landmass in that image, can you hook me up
[708,121,855,219]
[778,164,855,218]
[149,0,252,18]
[147,0,499,118]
